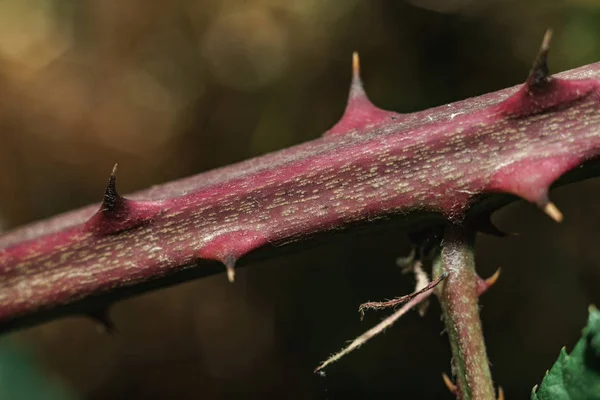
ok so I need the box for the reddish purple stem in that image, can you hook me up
[1,53,600,331]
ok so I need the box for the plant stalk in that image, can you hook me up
[433,224,495,400]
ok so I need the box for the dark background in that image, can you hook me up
[0,0,600,399]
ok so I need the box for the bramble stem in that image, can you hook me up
[433,224,495,400]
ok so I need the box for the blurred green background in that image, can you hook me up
[1,0,600,399]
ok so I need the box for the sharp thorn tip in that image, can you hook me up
[88,309,116,335]
[543,202,563,223]
[441,372,457,394]
[477,267,501,296]
[486,267,501,287]
[497,386,505,400]
[227,266,235,283]
[542,29,553,52]
[352,52,360,79]
[527,28,554,88]
[225,259,236,283]
[101,164,123,212]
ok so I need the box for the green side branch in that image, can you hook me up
[433,224,496,400]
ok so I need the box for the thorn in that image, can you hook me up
[541,29,553,52]
[352,51,360,81]
[88,308,117,334]
[325,51,401,136]
[499,28,593,118]
[102,163,122,212]
[224,256,236,283]
[348,51,367,101]
[497,386,505,400]
[527,29,553,89]
[85,163,162,235]
[226,265,235,283]
[442,373,458,395]
[477,267,501,296]
[543,202,563,223]
[485,267,501,288]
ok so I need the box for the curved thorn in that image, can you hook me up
[442,372,458,395]
[543,202,563,223]
[477,267,501,296]
[485,267,501,288]
[497,386,505,400]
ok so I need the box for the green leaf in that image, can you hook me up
[0,341,78,400]
[531,306,600,400]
